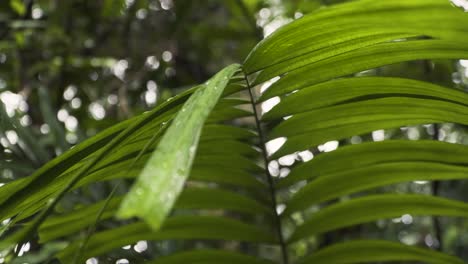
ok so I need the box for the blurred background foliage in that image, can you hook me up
[1,0,468,263]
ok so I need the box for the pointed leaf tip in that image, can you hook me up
[116,64,241,230]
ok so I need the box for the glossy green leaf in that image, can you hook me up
[194,154,262,173]
[148,249,275,264]
[201,124,257,141]
[271,99,468,139]
[252,32,416,85]
[190,166,265,189]
[207,106,253,123]
[269,97,468,158]
[278,140,468,188]
[57,216,277,263]
[38,197,122,243]
[197,140,258,157]
[208,98,252,122]
[263,77,468,121]
[223,82,248,96]
[298,240,464,264]
[289,194,468,242]
[244,0,468,76]
[259,40,468,101]
[176,187,271,214]
[39,186,270,242]
[117,64,241,230]
[284,162,468,215]
[3,0,468,262]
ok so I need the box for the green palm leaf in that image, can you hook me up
[297,240,465,264]
[117,64,241,230]
[1,0,468,263]
[57,216,276,263]
[147,249,275,264]
[289,194,468,242]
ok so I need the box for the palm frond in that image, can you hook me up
[1,0,468,263]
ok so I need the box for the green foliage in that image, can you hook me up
[1,0,468,263]
[298,240,465,264]
[117,64,241,230]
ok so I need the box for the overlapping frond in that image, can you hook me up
[1,0,468,263]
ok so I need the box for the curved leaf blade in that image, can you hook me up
[269,97,468,158]
[244,0,468,74]
[284,162,468,215]
[289,194,468,243]
[263,77,468,121]
[117,64,241,230]
[298,240,464,264]
[260,40,468,101]
[39,187,270,242]
[148,249,275,264]
[278,140,468,188]
[57,216,276,263]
